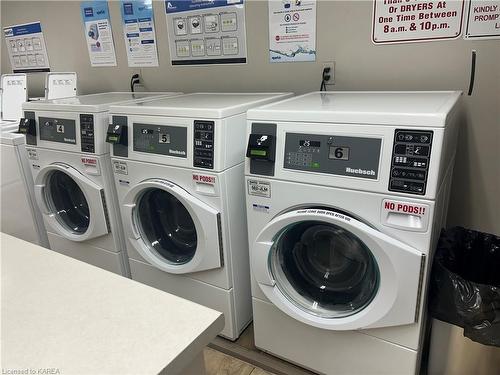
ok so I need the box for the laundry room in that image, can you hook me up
[1,1,499,374]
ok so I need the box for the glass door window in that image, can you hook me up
[270,221,379,318]
[46,170,90,234]
[136,188,197,265]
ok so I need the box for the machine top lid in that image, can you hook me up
[109,92,294,119]
[247,91,462,127]
[22,92,183,113]
[1,122,26,145]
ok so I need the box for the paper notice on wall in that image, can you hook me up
[120,0,159,67]
[372,0,465,44]
[268,0,317,63]
[80,1,117,67]
[3,22,50,73]
[165,0,247,66]
[464,0,500,39]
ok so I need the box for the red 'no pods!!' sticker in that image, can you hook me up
[383,199,428,216]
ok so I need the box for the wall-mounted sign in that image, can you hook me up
[372,0,465,44]
[120,0,159,67]
[165,0,247,65]
[80,1,117,67]
[3,22,50,73]
[464,0,500,39]
[268,0,317,63]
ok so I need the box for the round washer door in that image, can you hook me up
[122,179,223,274]
[252,208,425,330]
[34,163,109,241]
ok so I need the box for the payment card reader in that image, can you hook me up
[246,134,275,161]
[106,123,127,146]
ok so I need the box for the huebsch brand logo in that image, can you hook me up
[169,149,186,156]
[345,167,376,176]
[64,138,76,143]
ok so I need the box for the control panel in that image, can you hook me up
[193,120,214,169]
[39,117,76,145]
[283,133,381,180]
[133,123,187,158]
[80,114,95,153]
[389,129,433,195]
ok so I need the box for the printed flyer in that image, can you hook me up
[80,1,117,66]
[268,0,317,63]
[165,0,247,65]
[120,0,159,67]
[3,22,50,72]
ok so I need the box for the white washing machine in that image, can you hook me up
[245,91,461,374]
[20,92,181,276]
[1,124,49,247]
[1,73,49,247]
[108,93,293,339]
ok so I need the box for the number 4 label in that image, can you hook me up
[56,124,65,133]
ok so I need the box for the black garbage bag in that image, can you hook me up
[429,226,500,347]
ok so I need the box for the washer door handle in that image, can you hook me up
[123,203,140,240]
[34,183,49,215]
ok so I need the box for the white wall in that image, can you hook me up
[1,0,499,235]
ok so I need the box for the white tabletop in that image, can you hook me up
[22,92,183,113]
[1,233,224,374]
[247,91,462,127]
[109,92,293,118]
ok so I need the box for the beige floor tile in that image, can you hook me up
[204,347,255,375]
[250,367,274,375]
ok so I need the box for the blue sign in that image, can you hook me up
[165,0,243,14]
[80,1,111,21]
[4,22,42,37]
[120,0,154,25]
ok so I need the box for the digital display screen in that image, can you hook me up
[250,149,267,157]
[159,133,171,144]
[299,140,321,148]
[329,146,350,160]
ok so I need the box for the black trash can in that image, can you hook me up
[429,226,500,347]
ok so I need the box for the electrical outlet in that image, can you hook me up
[321,61,335,85]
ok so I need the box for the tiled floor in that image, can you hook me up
[204,347,274,375]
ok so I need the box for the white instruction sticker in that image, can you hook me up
[113,160,128,175]
[248,180,271,198]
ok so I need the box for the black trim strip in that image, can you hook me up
[216,213,224,267]
[172,58,246,66]
[13,68,50,73]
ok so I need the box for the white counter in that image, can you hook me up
[1,233,224,374]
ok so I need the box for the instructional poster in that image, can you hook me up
[372,0,465,44]
[268,0,317,63]
[165,0,247,65]
[80,1,117,67]
[120,0,159,67]
[3,22,50,73]
[464,0,500,39]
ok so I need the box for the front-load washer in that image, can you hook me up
[107,92,293,339]
[20,92,182,276]
[1,124,49,247]
[245,91,461,374]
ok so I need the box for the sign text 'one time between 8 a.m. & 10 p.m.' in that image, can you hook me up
[372,0,465,44]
